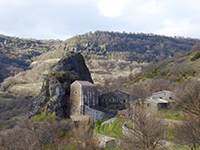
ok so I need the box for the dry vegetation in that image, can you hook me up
[0,32,200,149]
[0,58,146,98]
[0,118,97,150]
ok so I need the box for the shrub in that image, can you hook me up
[32,111,55,123]
[190,52,200,61]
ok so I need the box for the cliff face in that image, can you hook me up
[28,51,93,118]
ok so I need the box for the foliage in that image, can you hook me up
[62,31,199,62]
[0,119,97,150]
[0,34,62,82]
[0,98,29,130]
[159,110,182,120]
[191,52,200,61]
[32,111,56,123]
[103,148,124,150]
[1,31,200,98]
[0,30,197,84]
[129,44,200,90]
[51,71,79,83]
[167,145,200,150]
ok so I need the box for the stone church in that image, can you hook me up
[70,80,98,116]
[70,80,127,121]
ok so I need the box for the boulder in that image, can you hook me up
[28,51,93,118]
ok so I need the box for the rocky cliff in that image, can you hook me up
[28,51,93,118]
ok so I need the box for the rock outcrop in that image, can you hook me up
[28,51,93,118]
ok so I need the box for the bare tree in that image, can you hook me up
[174,80,200,116]
[0,119,74,150]
[72,118,97,150]
[97,77,122,95]
[148,79,172,93]
[121,106,166,150]
[174,80,200,150]
[129,85,150,104]
[175,114,200,150]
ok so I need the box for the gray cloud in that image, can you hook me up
[0,0,200,40]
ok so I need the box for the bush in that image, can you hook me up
[0,98,30,130]
[32,111,55,123]
[191,52,200,61]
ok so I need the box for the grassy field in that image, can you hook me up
[167,145,200,150]
[96,117,131,138]
[9,82,42,97]
[159,110,182,120]
[0,97,13,102]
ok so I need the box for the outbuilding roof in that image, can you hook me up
[146,98,168,104]
[71,80,96,87]
[70,115,92,121]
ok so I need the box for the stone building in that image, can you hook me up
[151,90,173,100]
[145,98,169,113]
[70,80,98,116]
[145,90,174,113]
[98,89,130,110]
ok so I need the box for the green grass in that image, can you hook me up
[103,148,123,150]
[166,128,177,142]
[43,145,77,150]
[105,118,128,138]
[159,110,182,120]
[101,124,106,133]
[167,145,200,150]
[96,117,128,138]
[125,120,133,128]
[96,118,110,134]
[32,111,55,123]
[64,146,77,150]
[191,52,200,61]
[0,97,13,102]
[9,116,25,121]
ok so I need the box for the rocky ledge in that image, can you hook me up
[28,51,93,118]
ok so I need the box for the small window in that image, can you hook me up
[111,98,113,102]
[75,92,77,94]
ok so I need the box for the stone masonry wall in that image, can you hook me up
[70,82,82,115]
[85,106,115,121]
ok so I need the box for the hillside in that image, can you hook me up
[54,31,200,62]
[0,34,62,82]
[126,43,200,92]
[0,32,200,150]
[1,31,200,98]
[32,31,200,63]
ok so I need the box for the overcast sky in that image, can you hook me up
[0,0,200,40]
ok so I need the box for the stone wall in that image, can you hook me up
[82,86,98,107]
[85,106,116,121]
[118,109,129,118]
[99,90,130,109]
[70,81,82,115]
[122,122,135,137]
